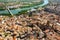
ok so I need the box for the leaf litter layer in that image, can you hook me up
[0,9,60,40]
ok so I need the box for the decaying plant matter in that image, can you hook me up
[0,11,60,40]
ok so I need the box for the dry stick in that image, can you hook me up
[3,3,14,16]
[6,6,13,16]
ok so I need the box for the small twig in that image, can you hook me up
[3,3,14,16]
[6,6,13,16]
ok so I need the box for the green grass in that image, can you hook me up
[0,0,46,16]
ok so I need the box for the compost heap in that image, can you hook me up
[0,10,60,40]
